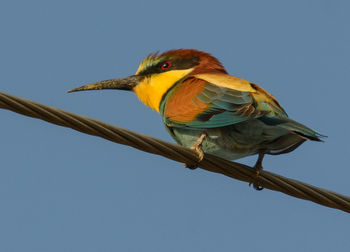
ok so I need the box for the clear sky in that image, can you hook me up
[1,0,349,251]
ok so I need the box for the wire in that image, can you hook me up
[1,90,349,213]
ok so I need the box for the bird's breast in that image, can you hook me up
[162,78,210,123]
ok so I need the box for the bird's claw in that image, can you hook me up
[249,158,264,191]
[184,163,198,170]
[249,175,264,191]
[248,152,265,190]
[184,133,206,169]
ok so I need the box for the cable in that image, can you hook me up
[1,90,349,213]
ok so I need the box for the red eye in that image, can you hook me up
[160,61,172,70]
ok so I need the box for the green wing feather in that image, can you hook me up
[164,81,285,128]
[162,76,323,141]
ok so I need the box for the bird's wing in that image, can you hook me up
[161,73,287,128]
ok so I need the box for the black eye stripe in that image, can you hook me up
[138,56,199,76]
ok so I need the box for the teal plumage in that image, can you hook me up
[160,77,322,161]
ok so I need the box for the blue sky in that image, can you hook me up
[1,0,349,251]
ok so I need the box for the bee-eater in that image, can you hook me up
[68,49,323,190]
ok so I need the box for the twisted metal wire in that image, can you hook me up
[1,90,349,213]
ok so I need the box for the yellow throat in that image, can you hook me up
[133,68,193,112]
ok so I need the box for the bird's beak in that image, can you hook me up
[67,75,143,93]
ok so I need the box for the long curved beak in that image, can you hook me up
[67,75,143,93]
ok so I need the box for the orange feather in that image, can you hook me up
[164,78,209,123]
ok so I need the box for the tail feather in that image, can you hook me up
[279,118,325,142]
[259,116,326,142]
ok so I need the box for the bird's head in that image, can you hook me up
[68,49,227,112]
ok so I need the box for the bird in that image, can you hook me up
[68,49,324,190]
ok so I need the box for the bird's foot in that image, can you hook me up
[184,163,199,170]
[184,133,207,169]
[249,165,264,191]
[249,152,265,191]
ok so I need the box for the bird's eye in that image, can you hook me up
[160,61,172,70]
